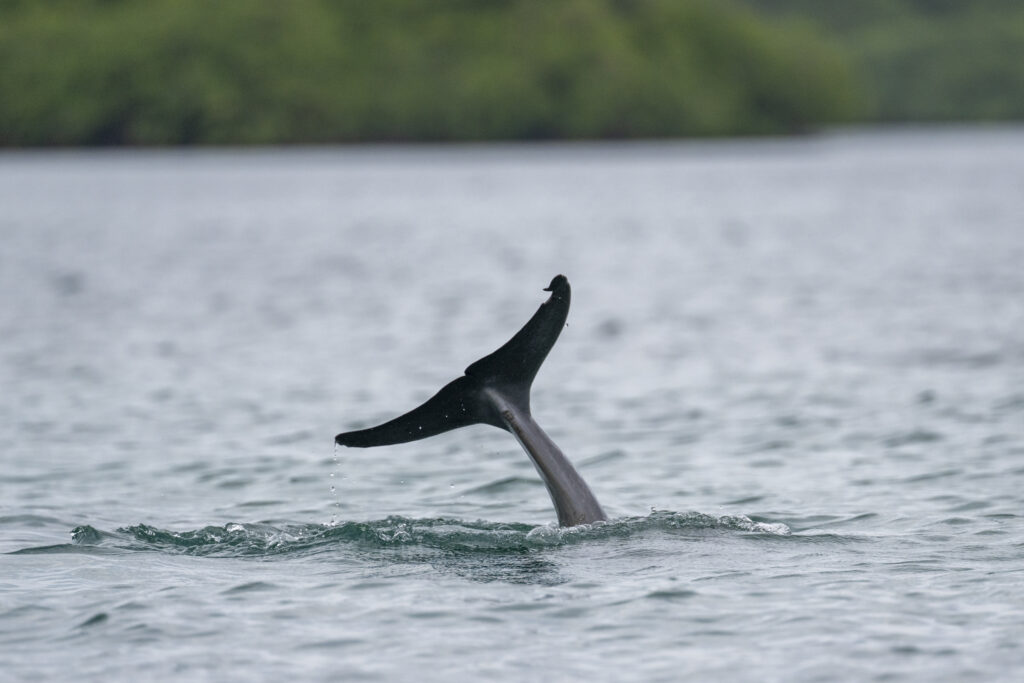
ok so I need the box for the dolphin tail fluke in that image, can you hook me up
[334,376,485,447]
[464,274,570,394]
[334,275,571,447]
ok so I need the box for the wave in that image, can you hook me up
[11,511,791,559]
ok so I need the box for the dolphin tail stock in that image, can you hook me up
[334,274,607,527]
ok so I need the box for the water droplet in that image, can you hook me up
[328,443,343,525]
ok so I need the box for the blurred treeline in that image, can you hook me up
[0,0,1021,146]
[743,0,1024,122]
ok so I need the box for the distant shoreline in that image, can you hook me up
[4,2,1022,148]
[3,123,1023,154]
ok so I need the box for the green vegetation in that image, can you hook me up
[742,0,1024,122]
[0,0,857,145]
[0,0,1021,146]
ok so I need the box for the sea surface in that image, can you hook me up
[2,128,1023,682]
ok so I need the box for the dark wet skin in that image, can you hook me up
[335,275,606,527]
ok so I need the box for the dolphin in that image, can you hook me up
[335,275,606,527]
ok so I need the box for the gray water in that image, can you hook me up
[2,128,1023,682]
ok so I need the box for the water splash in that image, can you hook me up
[4,510,797,559]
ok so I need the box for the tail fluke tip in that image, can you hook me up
[543,274,568,292]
